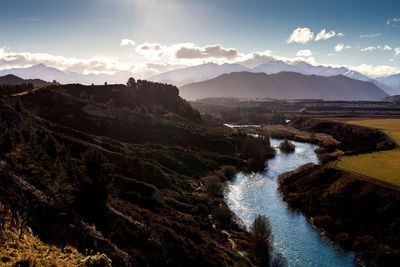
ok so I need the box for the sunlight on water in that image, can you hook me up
[225,139,360,267]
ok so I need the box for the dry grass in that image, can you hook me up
[337,119,400,186]
[0,207,85,266]
[345,119,400,144]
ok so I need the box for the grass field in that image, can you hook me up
[336,119,400,186]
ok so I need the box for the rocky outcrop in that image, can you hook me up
[114,175,165,205]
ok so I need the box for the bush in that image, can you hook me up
[270,252,288,267]
[203,176,223,196]
[221,165,236,180]
[82,253,112,267]
[279,139,295,154]
[76,148,114,218]
[250,215,272,265]
[241,135,275,172]
[212,204,233,225]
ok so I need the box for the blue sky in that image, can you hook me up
[0,0,399,77]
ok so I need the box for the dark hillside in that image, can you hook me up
[0,80,273,266]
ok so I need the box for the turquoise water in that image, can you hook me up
[224,139,360,267]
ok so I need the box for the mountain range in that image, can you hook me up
[150,61,399,96]
[377,74,400,94]
[0,64,133,85]
[180,71,389,101]
[0,74,53,88]
[0,61,399,96]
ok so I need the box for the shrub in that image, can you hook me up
[14,97,24,112]
[279,139,295,154]
[203,176,223,196]
[82,253,112,267]
[270,252,288,267]
[241,135,275,171]
[246,153,267,172]
[212,204,233,225]
[250,215,272,265]
[127,77,136,88]
[106,98,114,106]
[221,165,236,180]
[76,148,114,218]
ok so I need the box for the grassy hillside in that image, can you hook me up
[337,119,400,186]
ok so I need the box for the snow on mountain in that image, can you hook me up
[149,63,252,86]
[0,64,133,85]
[376,74,400,95]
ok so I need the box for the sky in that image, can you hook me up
[0,0,400,77]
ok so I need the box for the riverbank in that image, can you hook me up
[277,118,400,266]
[337,119,400,186]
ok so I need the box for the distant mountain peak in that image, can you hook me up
[180,71,388,101]
[33,63,47,68]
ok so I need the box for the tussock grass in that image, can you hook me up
[0,206,85,266]
[337,119,400,186]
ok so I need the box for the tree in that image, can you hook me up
[82,148,113,189]
[250,215,272,265]
[135,104,148,113]
[270,253,288,267]
[80,91,88,101]
[203,176,222,196]
[279,139,295,153]
[127,77,136,88]
[77,148,114,219]
[106,98,114,107]
[14,97,24,112]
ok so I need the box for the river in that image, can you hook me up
[224,139,360,267]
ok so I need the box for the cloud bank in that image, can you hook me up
[0,41,399,79]
[296,49,312,57]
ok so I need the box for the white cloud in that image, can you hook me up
[327,53,336,56]
[360,33,381,38]
[315,29,336,41]
[395,47,400,57]
[337,33,345,37]
[361,45,392,52]
[361,46,377,52]
[120,39,136,46]
[175,44,239,59]
[349,64,400,78]
[383,45,392,51]
[136,42,242,63]
[0,47,135,74]
[335,44,351,52]
[236,50,274,68]
[296,49,312,57]
[386,18,400,25]
[287,27,314,44]
[0,42,399,80]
